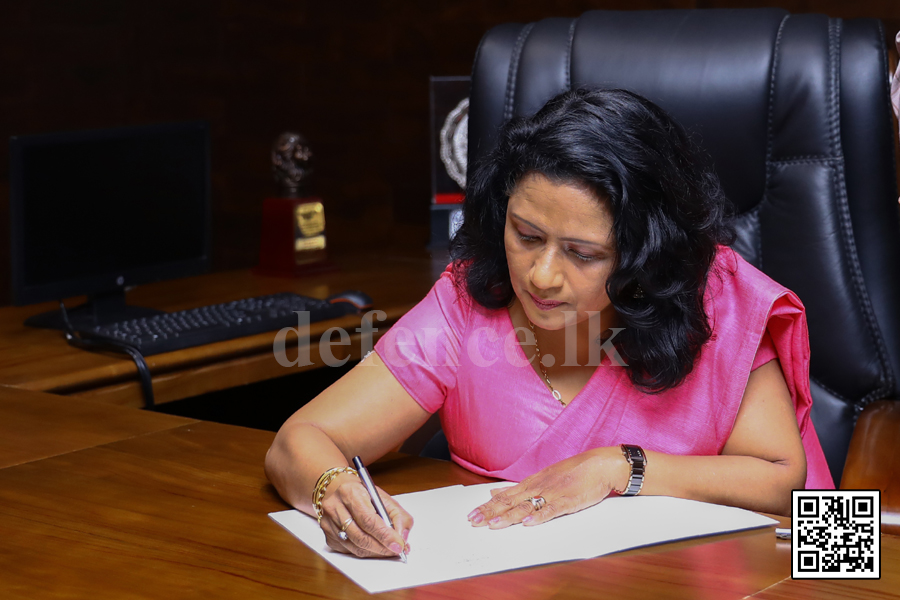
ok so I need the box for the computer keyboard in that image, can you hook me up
[82,292,367,356]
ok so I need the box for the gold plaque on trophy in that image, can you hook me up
[295,202,325,237]
[294,200,326,260]
[295,236,326,252]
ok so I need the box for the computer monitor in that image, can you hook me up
[10,121,211,330]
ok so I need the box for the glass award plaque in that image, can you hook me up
[429,76,469,250]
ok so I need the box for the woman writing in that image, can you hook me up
[265,88,834,560]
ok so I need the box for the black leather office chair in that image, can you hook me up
[467,8,900,502]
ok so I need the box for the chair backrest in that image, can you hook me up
[468,8,900,485]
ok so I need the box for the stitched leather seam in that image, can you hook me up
[503,23,535,122]
[832,162,894,406]
[826,18,895,405]
[862,18,900,406]
[770,158,841,166]
[774,155,832,161]
[858,388,892,411]
[834,165,894,403]
[767,17,893,411]
[810,375,852,404]
[762,15,790,274]
[809,376,872,425]
[783,156,896,411]
[826,19,841,158]
[764,15,789,166]
[812,373,892,414]
[565,18,577,91]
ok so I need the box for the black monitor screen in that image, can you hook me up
[10,122,210,306]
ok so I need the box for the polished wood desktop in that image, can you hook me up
[0,250,437,408]
[0,385,194,469]
[0,387,897,600]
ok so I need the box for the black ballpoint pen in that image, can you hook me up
[351,456,408,563]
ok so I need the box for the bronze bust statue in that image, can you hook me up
[272,132,313,197]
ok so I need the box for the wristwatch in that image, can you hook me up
[620,444,647,496]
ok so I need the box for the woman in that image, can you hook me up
[265,88,833,560]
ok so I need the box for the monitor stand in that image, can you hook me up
[24,289,166,331]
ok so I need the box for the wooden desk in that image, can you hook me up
[0,385,194,469]
[0,250,436,408]
[1,417,897,599]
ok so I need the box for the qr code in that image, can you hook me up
[792,490,880,579]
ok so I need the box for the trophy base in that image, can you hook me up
[256,196,338,279]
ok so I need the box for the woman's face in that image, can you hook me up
[504,172,617,331]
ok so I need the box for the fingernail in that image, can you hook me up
[389,543,402,554]
[404,543,411,553]
[522,516,533,524]
[402,529,409,541]
[467,509,480,520]
[472,514,484,525]
[489,517,500,525]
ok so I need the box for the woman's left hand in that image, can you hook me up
[467,446,631,528]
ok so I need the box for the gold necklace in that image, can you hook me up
[528,320,565,406]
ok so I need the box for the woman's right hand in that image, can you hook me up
[319,473,413,559]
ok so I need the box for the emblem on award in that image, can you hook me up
[255,132,334,276]
[429,76,469,250]
[439,97,468,191]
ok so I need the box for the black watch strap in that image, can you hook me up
[620,444,647,496]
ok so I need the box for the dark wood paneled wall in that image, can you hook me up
[1,1,897,304]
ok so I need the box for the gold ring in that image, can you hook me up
[338,517,354,540]
[526,496,546,511]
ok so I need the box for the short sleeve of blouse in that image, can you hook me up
[374,267,469,413]
[751,328,778,371]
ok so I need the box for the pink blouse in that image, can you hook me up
[375,247,834,489]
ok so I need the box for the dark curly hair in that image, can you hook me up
[450,88,735,392]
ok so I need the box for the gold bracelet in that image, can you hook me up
[312,466,358,523]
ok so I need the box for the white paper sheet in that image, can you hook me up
[270,483,777,593]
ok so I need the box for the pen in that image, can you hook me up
[351,456,408,563]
